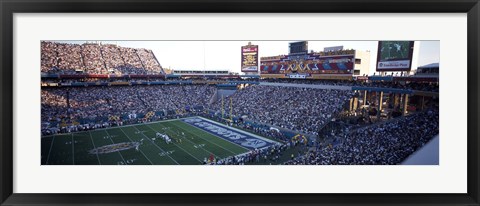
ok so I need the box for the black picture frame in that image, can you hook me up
[1,0,479,205]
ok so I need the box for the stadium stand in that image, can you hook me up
[209,85,354,136]
[284,109,439,165]
[40,42,439,165]
[102,44,126,73]
[82,43,107,74]
[41,41,164,75]
[41,85,215,126]
[41,41,58,73]
[56,43,84,74]
[136,48,163,73]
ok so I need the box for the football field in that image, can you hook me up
[41,117,280,165]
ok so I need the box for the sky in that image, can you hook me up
[54,40,439,75]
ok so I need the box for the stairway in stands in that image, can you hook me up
[136,90,149,109]
[135,49,147,71]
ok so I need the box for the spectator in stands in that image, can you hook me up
[284,109,439,165]
[41,85,215,133]
[210,85,354,136]
[40,41,164,75]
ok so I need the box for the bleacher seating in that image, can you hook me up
[41,41,164,75]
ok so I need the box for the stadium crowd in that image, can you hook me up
[56,43,84,73]
[210,85,354,136]
[41,85,215,127]
[139,85,215,111]
[42,84,357,139]
[136,48,163,73]
[102,44,125,71]
[118,47,144,72]
[284,109,439,165]
[41,41,163,75]
[211,140,306,165]
[41,83,439,165]
[82,44,107,74]
[41,41,58,73]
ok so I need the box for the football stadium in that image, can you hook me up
[41,41,439,165]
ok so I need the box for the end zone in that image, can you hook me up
[182,116,281,150]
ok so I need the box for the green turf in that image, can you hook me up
[41,118,255,165]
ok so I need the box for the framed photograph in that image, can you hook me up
[1,0,479,205]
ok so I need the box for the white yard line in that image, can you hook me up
[103,129,127,164]
[118,127,154,165]
[132,126,180,165]
[151,123,221,159]
[144,124,203,163]
[45,135,56,165]
[88,131,102,165]
[71,133,75,165]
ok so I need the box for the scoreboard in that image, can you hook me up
[289,41,308,55]
[376,41,414,71]
[241,43,259,72]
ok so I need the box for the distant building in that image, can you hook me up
[353,50,371,76]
